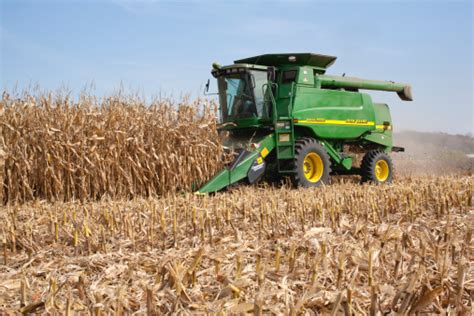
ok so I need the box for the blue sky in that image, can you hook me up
[1,0,473,134]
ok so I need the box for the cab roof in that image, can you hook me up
[234,53,337,69]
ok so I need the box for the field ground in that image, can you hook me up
[0,176,472,314]
[1,94,473,314]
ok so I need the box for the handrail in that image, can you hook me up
[288,82,295,118]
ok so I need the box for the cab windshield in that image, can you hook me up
[216,70,270,122]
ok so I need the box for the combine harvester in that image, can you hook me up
[198,53,412,193]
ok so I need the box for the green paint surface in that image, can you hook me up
[198,53,411,192]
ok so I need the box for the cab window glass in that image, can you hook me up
[251,70,270,118]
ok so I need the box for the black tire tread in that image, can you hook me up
[360,150,393,184]
[291,137,331,187]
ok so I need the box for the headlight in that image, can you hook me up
[276,121,290,129]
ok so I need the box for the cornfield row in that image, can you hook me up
[0,91,223,204]
[0,176,472,314]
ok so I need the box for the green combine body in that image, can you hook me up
[198,53,412,193]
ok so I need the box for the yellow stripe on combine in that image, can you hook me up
[376,125,392,130]
[296,118,391,130]
[297,118,374,126]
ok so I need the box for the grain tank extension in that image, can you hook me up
[197,53,412,193]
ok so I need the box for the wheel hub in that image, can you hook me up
[375,160,389,182]
[303,153,324,183]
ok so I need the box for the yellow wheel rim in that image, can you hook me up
[375,160,389,182]
[303,152,324,183]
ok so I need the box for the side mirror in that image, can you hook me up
[267,66,276,82]
[203,79,219,96]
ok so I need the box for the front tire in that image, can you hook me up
[291,138,331,188]
[361,150,393,184]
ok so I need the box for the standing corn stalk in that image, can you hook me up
[0,91,224,204]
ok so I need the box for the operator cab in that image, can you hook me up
[212,65,272,126]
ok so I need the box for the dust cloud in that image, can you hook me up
[391,131,474,176]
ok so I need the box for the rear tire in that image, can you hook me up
[291,138,331,188]
[360,150,393,184]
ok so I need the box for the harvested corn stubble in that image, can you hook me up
[0,176,472,314]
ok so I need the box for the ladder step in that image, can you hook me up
[275,118,295,170]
